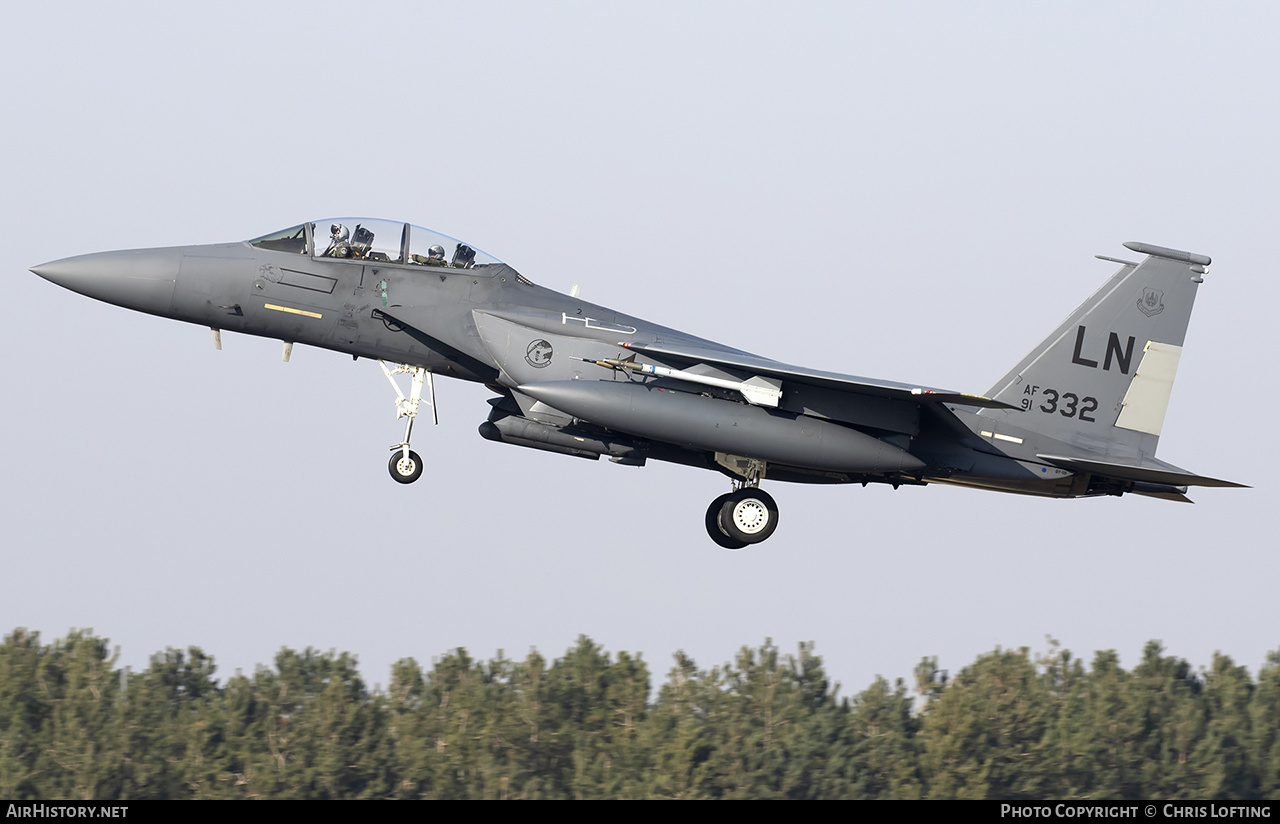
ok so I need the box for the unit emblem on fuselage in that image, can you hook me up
[525,339,554,368]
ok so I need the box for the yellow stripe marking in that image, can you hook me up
[264,303,323,319]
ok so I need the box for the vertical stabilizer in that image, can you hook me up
[981,242,1210,459]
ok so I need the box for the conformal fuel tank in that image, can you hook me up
[519,380,923,474]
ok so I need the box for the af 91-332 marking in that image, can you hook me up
[1022,389,1098,422]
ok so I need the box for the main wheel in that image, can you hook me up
[388,449,424,484]
[705,492,747,549]
[718,487,779,544]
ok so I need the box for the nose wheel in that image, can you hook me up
[389,449,424,484]
[705,486,779,548]
[380,361,436,485]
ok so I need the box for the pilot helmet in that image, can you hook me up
[330,223,348,240]
[428,244,445,258]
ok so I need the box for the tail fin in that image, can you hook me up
[982,242,1210,460]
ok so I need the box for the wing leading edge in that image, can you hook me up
[1036,454,1248,489]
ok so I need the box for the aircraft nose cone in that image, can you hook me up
[31,248,181,316]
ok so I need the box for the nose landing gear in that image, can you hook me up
[380,360,436,484]
[389,449,424,484]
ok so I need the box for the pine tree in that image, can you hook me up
[117,646,220,798]
[1035,642,1092,797]
[1193,653,1254,798]
[33,631,125,799]
[829,675,922,798]
[1251,649,1280,799]
[920,647,1051,799]
[0,628,51,798]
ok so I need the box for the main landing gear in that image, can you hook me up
[705,459,778,549]
[380,361,436,484]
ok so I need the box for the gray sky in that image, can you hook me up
[3,1,1275,696]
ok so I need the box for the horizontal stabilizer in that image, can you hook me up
[621,341,1019,409]
[908,389,1022,409]
[1036,454,1247,489]
[1129,487,1195,504]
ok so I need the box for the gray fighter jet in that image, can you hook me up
[30,219,1245,548]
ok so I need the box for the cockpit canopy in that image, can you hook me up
[250,218,507,271]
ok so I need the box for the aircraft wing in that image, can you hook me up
[621,341,1019,410]
[1035,454,1249,488]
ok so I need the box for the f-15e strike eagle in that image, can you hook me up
[31,219,1244,548]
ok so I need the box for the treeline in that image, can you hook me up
[1,629,1278,799]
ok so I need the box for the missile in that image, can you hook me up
[576,355,782,407]
[520,380,923,475]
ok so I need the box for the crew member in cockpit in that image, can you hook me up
[423,244,447,266]
[323,223,351,257]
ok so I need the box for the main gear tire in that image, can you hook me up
[718,487,779,544]
[705,492,748,549]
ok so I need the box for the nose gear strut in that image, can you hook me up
[380,360,437,484]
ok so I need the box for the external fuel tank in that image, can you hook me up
[519,380,923,474]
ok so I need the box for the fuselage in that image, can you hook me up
[28,223,1106,499]
[31,222,1244,546]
